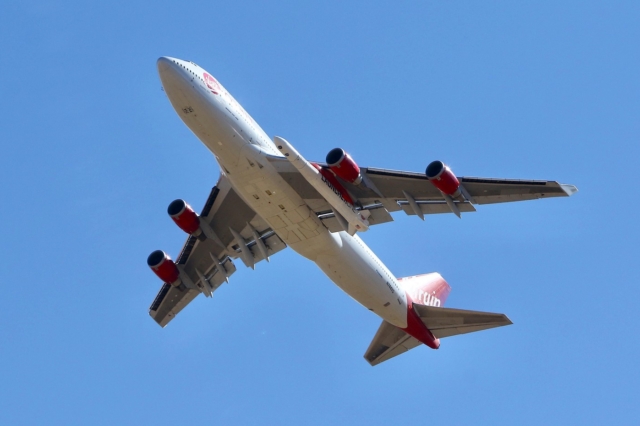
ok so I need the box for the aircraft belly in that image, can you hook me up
[314,232,408,328]
[217,144,333,255]
[214,144,408,326]
[174,90,319,249]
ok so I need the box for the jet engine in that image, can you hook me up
[147,250,180,284]
[168,199,200,234]
[312,162,355,205]
[425,161,461,198]
[326,148,363,184]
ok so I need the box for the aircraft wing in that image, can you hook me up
[268,156,577,231]
[149,174,287,327]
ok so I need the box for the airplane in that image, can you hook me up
[148,56,578,366]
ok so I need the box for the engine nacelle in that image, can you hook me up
[168,199,200,234]
[312,162,355,205]
[326,148,362,185]
[425,161,461,197]
[147,250,180,284]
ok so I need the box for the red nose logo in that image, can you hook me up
[203,73,220,94]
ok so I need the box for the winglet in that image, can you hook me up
[560,184,579,196]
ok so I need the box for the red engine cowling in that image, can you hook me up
[147,250,180,284]
[312,162,355,205]
[326,148,362,185]
[425,161,461,197]
[168,199,200,234]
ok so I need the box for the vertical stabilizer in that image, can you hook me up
[397,272,451,307]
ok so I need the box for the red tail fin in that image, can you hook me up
[397,273,451,307]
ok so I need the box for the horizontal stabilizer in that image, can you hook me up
[364,320,420,366]
[364,306,512,366]
[412,304,512,338]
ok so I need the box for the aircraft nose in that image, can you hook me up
[157,56,173,72]
[157,56,183,89]
[157,56,191,103]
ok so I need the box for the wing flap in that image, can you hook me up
[459,177,574,204]
[319,204,394,233]
[398,200,477,216]
[149,285,199,327]
[413,305,513,339]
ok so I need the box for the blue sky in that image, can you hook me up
[1,1,638,424]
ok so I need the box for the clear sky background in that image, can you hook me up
[1,1,638,425]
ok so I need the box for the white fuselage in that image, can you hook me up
[157,57,409,328]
